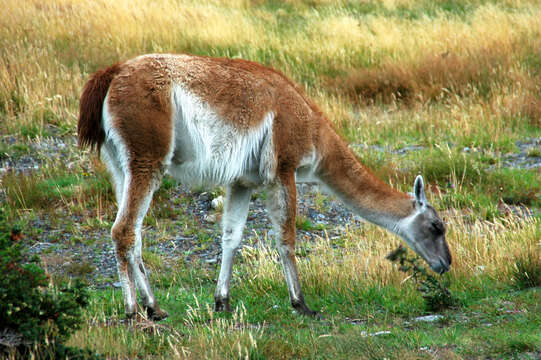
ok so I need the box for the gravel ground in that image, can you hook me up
[21,181,363,289]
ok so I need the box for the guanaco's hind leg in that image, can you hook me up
[214,184,252,312]
[110,163,168,321]
[267,172,318,317]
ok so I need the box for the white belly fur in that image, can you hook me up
[167,85,275,186]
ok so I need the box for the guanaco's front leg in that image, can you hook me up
[214,184,252,312]
[267,172,318,317]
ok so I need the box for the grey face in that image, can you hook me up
[401,176,452,274]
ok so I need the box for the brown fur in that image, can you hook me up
[172,56,278,130]
[110,174,154,259]
[117,54,322,134]
[80,52,415,249]
[79,53,427,318]
[86,53,413,247]
[77,63,122,151]
[107,58,173,171]
[316,124,412,219]
[95,58,175,260]
[107,53,324,180]
[279,171,299,248]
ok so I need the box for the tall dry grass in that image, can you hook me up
[242,214,539,294]
[2,0,541,138]
[330,42,515,104]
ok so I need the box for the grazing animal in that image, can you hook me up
[78,54,452,320]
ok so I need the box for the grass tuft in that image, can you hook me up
[511,244,541,290]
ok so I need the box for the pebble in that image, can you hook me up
[203,213,219,223]
[476,265,487,273]
[361,330,391,337]
[211,196,224,209]
[414,315,443,322]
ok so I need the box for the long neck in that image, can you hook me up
[314,123,413,233]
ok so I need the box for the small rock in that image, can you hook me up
[112,281,122,288]
[476,265,486,273]
[211,196,224,209]
[204,213,219,223]
[414,315,443,322]
[205,258,217,264]
[361,330,391,337]
[346,318,364,325]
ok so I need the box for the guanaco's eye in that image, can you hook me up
[431,221,445,235]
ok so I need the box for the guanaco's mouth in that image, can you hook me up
[429,257,450,274]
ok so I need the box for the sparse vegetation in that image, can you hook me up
[296,215,326,232]
[527,147,541,158]
[1,0,540,358]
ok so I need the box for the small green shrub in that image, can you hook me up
[295,215,326,231]
[0,208,100,359]
[386,245,457,312]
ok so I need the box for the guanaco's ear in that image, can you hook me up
[414,175,427,208]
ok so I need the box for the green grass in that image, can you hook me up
[66,261,540,359]
[3,166,114,210]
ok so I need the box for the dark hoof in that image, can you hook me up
[125,311,137,320]
[146,306,169,321]
[125,310,146,324]
[214,297,232,312]
[292,300,320,318]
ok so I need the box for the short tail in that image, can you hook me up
[77,63,122,151]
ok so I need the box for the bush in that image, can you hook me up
[386,245,457,312]
[0,209,100,359]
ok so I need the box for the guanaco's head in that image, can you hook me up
[398,175,452,274]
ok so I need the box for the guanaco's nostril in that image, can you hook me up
[433,257,450,274]
[440,258,450,273]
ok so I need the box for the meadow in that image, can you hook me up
[1,0,540,358]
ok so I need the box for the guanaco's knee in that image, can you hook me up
[111,221,135,260]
